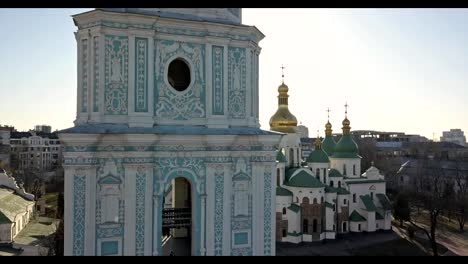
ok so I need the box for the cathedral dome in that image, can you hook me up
[333,135,359,158]
[306,148,330,163]
[270,81,298,133]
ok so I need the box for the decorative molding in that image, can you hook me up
[263,167,272,255]
[135,38,148,112]
[81,39,89,113]
[154,40,206,120]
[212,46,224,115]
[73,174,86,255]
[228,47,246,119]
[105,35,129,115]
[93,36,100,112]
[135,171,146,255]
[214,166,224,255]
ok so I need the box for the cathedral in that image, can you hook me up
[270,80,392,243]
[60,8,392,256]
[60,8,281,256]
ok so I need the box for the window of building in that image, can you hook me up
[303,219,309,234]
[296,149,300,165]
[323,168,327,178]
[313,219,318,233]
[358,224,361,231]
[289,148,294,168]
[168,58,190,91]
[313,198,317,204]
[330,181,334,187]
[282,229,287,237]
[316,168,320,178]
[282,207,286,215]
[353,164,356,175]
[370,192,374,200]
[277,168,281,186]
[353,194,356,203]
[320,197,324,203]
[343,164,347,175]
[333,224,335,231]
[344,199,347,205]
[296,197,299,203]
[338,181,341,188]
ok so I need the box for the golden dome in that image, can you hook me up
[269,108,298,133]
[325,121,332,130]
[270,81,297,133]
[278,82,289,93]
[342,118,350,127]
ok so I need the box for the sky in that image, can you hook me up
[0,8,467,140]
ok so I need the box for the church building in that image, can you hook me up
[270,80,392,243]
[60,8,281,256]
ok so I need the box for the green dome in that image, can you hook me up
[276,150,286,163]
[322,136,336,156]
[332,135,360,159]
[285,170,325,188]
[306,148,330,163]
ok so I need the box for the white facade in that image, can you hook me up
[274,121,392,243]
[0,171,35,243]
[441,129,466,147]
[61,8,281,256]
[10,131,62,172]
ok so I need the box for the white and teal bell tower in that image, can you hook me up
[60,8,281,256]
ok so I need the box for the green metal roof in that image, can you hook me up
[285,170,326,188]
[376,212,384,220]
[285,168,302,182]
[336,187,350,195]
[349,210,366,222]
[324,202,334,209]
[322,136,336,156]
[376,193,392,210]
[288,203,301,213]
[360,195,377,211]
[345,179,385,185]
[328,169,343,178]
[306,149,330,163]
[287,231,302,237]
[325,186,337,193]
[332,134,359,157]
[276,150,286,163]
[0,211,12,224]
[276,186,293,197]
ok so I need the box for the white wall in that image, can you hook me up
[0,223,13,243]
[330,158,360,178]
[288,186,325,205]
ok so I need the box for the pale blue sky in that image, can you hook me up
[0,8,467,140]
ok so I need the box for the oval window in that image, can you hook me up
[167,58,191,92]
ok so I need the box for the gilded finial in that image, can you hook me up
[327,107,331,121]
[314,129,322,149]
[281,64,285,83]
[344,102,348,118]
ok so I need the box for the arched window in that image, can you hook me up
[344,199,347,205]
[289,148,294,167]
[316,168,320,178]
[343,222,347,232]
[333,224,335,231]
[371,192,374,200]
[353,164,356,175]
[313,219,318,233]
[358,224,361,231]
[303,219,309,234]
[353,194,356,203]
[282,207,286,215]
[277,168,281,186]
[343,164,347,176]
[338,181,341,188]
[320,197,324,203]
[323,168,327,178]
[313,198,317,204]
[296,197,299,203]
[333,204,336,211]
[297,149,300,165]
[330,181,334,187]
[302,197,310,205]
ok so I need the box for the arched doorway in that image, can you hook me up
[161,177,193,256]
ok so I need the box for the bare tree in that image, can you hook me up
[408,161,450,256]
[453,161,468,231]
